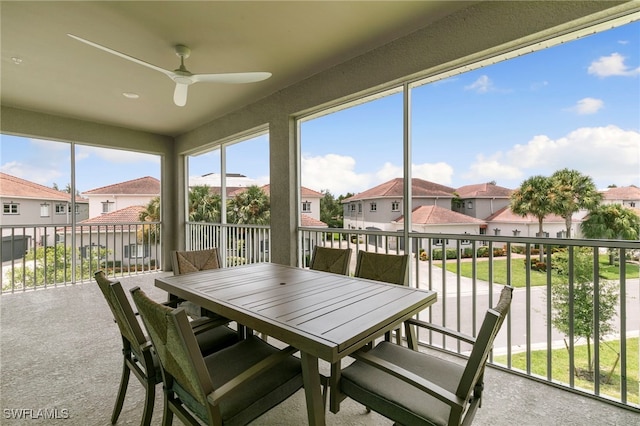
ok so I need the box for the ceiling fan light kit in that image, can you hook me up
[67,34,271,107]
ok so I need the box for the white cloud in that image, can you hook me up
[301,154,373,195]
[1,160,64,186]
[466,125,640,188]
[465,75,493,93]
[76,145,160,164]
[588,53,640,77]
[463,154,523,182]
[569,97,604,115]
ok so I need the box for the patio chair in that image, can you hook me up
[339,285,513,426]
[94,271,238,426]
[170,248,223,319]
[309,246,352,275]
[355,251,409,343]
[130,286,305,426]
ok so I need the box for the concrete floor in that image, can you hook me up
[1,272,638,425]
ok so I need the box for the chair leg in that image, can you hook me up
[111,359,131,424]
[140,379,155,426]
[162,392,174,426]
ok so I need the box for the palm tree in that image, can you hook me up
[510,175,554,237]
[227,185,270,224]
[138,196,160,242]
[550,169,602,238]
[189,185,222,223]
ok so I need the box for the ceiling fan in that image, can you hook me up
[67,34,271,107]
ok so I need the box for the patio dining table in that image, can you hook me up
[155,262,437,425]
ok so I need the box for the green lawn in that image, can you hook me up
[494,338,638,404]
[441,257,639,288]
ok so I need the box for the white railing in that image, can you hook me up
[1,222,161,292]
[186,222,271,267]
[300,226,640,411]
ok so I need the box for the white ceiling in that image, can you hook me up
[1,1,475,137]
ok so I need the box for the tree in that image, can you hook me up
[510,175,554,237]
[227,185,270,224]
[581,203,640,264]
[320,190,345,228]
[188,185,222,223]
[138,196,161,242]
[550,248,618,379]
[549,168,602,238]
[581,203,640,240]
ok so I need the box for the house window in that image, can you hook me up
[391,201,399,212]
[350,204,356,212]
[40,203,50,217]
[302,201,311,213]
[102,201,114,213]
[370,202,377,212]
[55,203,67,214]
[358,203,362,213]
[630,202,636,207]
[467,201,473,209]
[125,244,149,259]
[434,238,449,246]
[4,203,19,214]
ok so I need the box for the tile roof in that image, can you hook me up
[485,206,565,223]
[301,214,327,227]
[344,178,455,202]
[601,185,640,201]
[0,172,87,203]
[79,205,145,224]
[83,176,160,195]
[455,182,513,198]
[395,205,485,225]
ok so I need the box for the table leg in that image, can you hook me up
[300,351,325,426]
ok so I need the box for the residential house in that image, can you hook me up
[59,205,158,269]
[82,176,160,219]
[1,172,88,260]
[485,206,569,239]
[453,182,513,219]
[189,173,264,197]
[392,205,486,251]
[600,185,640,209]
[343,178,455,232]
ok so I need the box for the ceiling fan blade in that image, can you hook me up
[173,83,189,107]
[193,72,272,84]
[67,34,173,78]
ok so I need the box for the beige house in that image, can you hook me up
[82,176,160,219]
[601,185,640,209]
[453,183,513,220]
[1,172,89,256]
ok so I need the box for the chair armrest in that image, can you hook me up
[405,318,476,345]
[207,345,299,404]
[350,348,466,409]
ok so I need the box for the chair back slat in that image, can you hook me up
[456,286,513,400]
[355,251,408,285]
[309,246,352,275]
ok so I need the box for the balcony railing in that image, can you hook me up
[3,221,638,412]
[300,226,640,412]
[186,222,271,266]
[1,222,160,292]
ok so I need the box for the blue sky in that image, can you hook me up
[2,21,639,196]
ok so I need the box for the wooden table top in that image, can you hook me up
[155,262,437,362]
